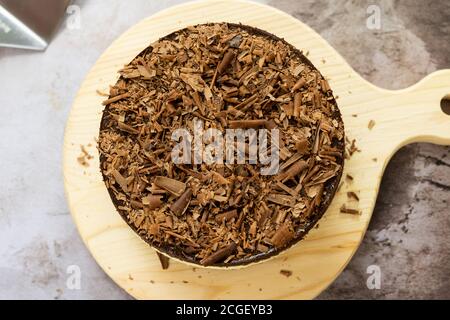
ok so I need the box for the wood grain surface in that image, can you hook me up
[63,0,450,299]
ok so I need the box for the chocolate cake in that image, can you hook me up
[98,23,345,267]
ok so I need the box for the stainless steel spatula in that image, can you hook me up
[0,0,69,50]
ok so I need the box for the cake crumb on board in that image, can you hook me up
[280,269,293,277]
[77,144,93,167]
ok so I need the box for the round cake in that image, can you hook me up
[98,23,345,267]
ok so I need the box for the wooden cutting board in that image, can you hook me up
[63,0,450,299]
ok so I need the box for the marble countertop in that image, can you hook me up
[0,0,448,299]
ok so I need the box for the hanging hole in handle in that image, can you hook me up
[441,94,450,115]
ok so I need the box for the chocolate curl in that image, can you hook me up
[170,188,192,216]
[200,242,237,266]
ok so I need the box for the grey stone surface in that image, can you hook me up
[0,0,448,299]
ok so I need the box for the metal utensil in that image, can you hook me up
[0,0,70,50]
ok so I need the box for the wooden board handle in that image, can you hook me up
[390,69,450,146]
[357,69,450,161]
